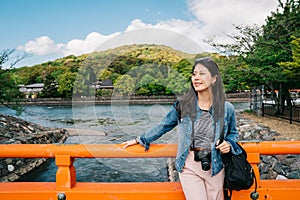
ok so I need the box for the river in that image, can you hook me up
[0,102,249,182]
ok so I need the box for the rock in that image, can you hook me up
[0,114,68,182]
[276,175,288,180]
[290,161,300,171]
[166,158,179,182]
[287,171,300,179]
[271,161,283,174]
[262,134,274,141]
[7,173,19,182]
[237,112,300,180]
[259,163,270,174]
[16,160,24,167]
[7,165,14,172]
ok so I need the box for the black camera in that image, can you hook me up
[194,149,211,171]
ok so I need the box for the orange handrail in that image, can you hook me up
[0,143,178,158]
[0,141,300,200]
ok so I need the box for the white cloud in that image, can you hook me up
[17,32,120,57]
[62,32,120,56]
[187,0,278,36]
[126,19,154,31]
[17,0,279,59]
[17,36,64,56]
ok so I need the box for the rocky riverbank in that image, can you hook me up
[0,114,68,182]
[238,112,300,180]
[167,111,300,181]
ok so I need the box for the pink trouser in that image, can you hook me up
[179,151,224,200]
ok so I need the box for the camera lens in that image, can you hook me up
[201,157,211,171]
[193,150,211,171]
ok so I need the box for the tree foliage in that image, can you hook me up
[39,73,59,98]
[0,49,28,112]
[57,71,76,98]
[114,74,135,96]
[0,70,23,103]
[166,70,190,96]
[208,0,300,108]
[279,36,300,88]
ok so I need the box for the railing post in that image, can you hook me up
[55,155,76,190]
[289,105,293,124]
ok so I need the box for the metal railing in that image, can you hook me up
[262,103,300,123]
[0,142,300,200]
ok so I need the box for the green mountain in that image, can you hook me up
[10,44,224,98]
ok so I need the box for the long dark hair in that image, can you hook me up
[178,57,225,131]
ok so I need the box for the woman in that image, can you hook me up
[122,57,242,200]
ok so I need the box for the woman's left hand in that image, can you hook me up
[215,140,231,154]
[122,139,138,149]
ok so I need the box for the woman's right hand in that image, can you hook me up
[122,138,139,149]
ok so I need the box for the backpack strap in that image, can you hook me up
[174,100,181,122]
[223,189,232,200]
[250,172,259,200]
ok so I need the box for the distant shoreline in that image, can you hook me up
[4,93,250,106]
[12,97,249,106]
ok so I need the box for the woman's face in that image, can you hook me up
[192,64,216,92]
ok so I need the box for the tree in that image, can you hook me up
[208,0,300,112]
[57,71,76,98]
[166,70,190,96]
[253,0,300,109]
[279,36,300,89]
[172,58,193,79]
[73,66,97,97]
[0,49,28,112]
[136,74,166,95]
[217,56,250,92]
[82,66,97,96]
[39,73,59,98]
[136,74,155,95]
[0,49,29,69]
[114,75,135,96]
[98,68,112,81]
[0,70,23,106]
[108,55,143,75]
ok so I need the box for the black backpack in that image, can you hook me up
[222,142,258,200]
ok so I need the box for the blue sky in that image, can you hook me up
[0,0,279,68]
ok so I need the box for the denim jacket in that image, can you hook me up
[137,101,242,176]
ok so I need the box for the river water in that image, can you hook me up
[0,102,249,182]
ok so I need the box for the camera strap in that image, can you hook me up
[191,120,195,149]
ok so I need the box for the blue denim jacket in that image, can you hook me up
[137,101,242,176]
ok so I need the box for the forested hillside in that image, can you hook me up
[7,44,241,98]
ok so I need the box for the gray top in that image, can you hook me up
[193,110,214,149]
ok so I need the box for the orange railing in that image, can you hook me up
[0,141,300,200]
